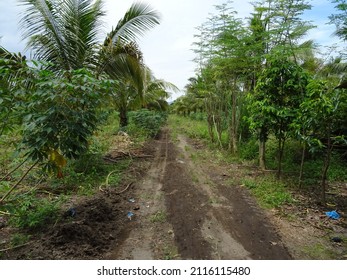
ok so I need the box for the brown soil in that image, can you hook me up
[1,127,346,259]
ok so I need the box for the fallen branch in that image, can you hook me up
[115,182,134,195]
[105,170,118,187]
[99,181,134,194]
[0,241,33,253]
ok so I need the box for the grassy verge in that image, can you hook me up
[242,176,293,209]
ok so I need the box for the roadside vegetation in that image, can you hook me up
[0,0,172,254]
[169,114,346,210]
[171,0,347,207]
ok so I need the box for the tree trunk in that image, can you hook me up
[321,135,332,206]
[230,89,238,154]
[213,114,223,148]
[119,106,128,128]
[298,142,306,188]
[277,137,285,179]
[259,128,266,170]
[207,114,215,143]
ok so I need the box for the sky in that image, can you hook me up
[0,0,342,101]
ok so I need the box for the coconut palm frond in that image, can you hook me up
[19,0,105,70]
[105,2,160,46]
[60,0,105,69]
[19,0,70,69]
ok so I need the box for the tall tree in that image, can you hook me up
[252,51,309,177]
[247,0,314,169]
[296,79,346,204]
[329,0,347,42]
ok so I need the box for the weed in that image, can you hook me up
[163,245,179,260]
[302,243,335,259]
[150,210,167,223]
[9,195,61,230]
[208,196,220,205]
[11,233,30,247]
[242,176,293,209]
[128,110,167,138]
[239,138,258,161]
[191,172,199,183]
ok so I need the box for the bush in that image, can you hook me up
[8,195,60,230]
[239,138,258,160]
[129,109,167,138]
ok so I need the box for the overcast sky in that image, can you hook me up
[0,0,341,100]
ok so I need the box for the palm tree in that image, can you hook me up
[15,0,161,172]
[137,68,178,109]
[19,0,162,129]
[103,43,177,128]
[19,0,160,72]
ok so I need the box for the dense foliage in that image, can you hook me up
[172,0,347,204]
[129,109,168,137]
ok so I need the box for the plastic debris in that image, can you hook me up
[331,237,343,243]
[128,198,136,203]
[67,208,76,217]
[127,211,134,220]
[325,210,340,220]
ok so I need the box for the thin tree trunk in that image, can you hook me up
[0,158,28,181]
[298,142,306,188]
[207,111,215,143]
[212,114,222,148]
[0,160,39,203]
[321,135,332,206]
[230,89,238,154]
[259,128,266,170]
[119,106,128,128]
[277,137,285,179]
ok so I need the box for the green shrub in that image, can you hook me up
[239,138,258,160]
[9,195,60,230]
[129,109,167,138]
[189,112,206,121]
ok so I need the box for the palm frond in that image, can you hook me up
[19,0,70,69]
[19,0,105,70]
[104,2,160,46]
[60,0,105,68]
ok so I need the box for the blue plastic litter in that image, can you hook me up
[127,211,134,220]
[325,210,340,220]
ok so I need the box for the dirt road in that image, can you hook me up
[107,128,291,260]
[2,127,292,260]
